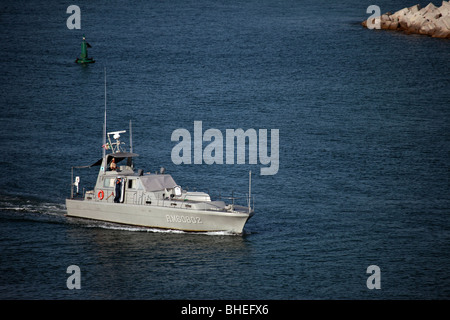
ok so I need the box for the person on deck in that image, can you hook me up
[114,178,122,203]
[110,158,117,171]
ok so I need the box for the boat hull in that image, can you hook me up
[65,199,251,234]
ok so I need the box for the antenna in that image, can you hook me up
[103,67,107,159]
[129,119,133,153]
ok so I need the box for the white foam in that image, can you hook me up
[83,221,239,236]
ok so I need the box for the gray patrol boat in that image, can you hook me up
[65,123,254,234]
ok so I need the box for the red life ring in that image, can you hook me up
[98,190,104,200]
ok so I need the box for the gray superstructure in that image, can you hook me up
[66,128,254,234]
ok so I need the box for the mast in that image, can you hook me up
[103,67,107,160]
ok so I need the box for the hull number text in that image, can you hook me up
[166,215,203,224]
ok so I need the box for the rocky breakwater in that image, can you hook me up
[362,2,450,38]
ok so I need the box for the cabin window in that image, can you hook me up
[128,179,135,189]
[103,178,114,187]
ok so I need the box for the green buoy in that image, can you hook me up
[75,35,95,64]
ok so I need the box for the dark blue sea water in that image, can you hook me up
[0,0,449,301]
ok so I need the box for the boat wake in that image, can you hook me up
[0,194,67,222]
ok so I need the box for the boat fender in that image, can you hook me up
[98,190,104,200]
